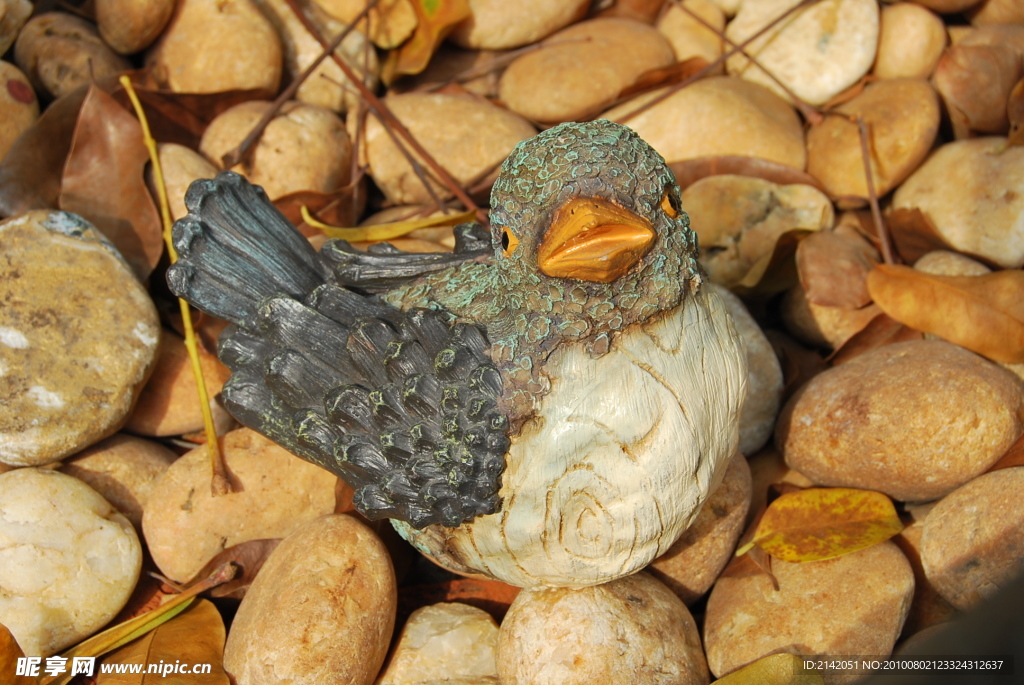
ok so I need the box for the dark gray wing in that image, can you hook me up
[167,172,508,528]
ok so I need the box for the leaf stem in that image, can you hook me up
[856,115,895,265]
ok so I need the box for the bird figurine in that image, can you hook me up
[168,119,747,588]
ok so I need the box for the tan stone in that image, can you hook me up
[874,3,946,79]
[780,284,881,350]
[968,0,1024,25]
[376,603,498,685]
[604,76,806,170]
[59,434,177,531]
[0,212,160,466]
[921,468,1024,611]
[705,541,914,682]
[355,92,535,205]
[498,572,710,685]
[124,329,233,437]
[893,514,958,637]
[223,514,396,685]
[201,100,351,200]
[153,143,219,222]
[449,0,590,50]
[957,25,1024,59]
[142,427,337,582]
[0,0,32,56]
[892,138,1024,268]
[682,175,834,288]
[657,0,725,65]
[498,18,675,123]
[146,0,282,94]
[96,0,175,54]
[0,468,141,656]
[0,61,38,164]
[777,340,1024,502]
[725,0,879,106]
[14,13,131,99]
[649,454,751,604]
[807,79,940,200]
[309,0,415,48]
[913,250,991,277]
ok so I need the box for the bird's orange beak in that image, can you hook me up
[537,197,656,283]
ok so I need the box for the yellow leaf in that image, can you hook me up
[96,600,229,684]
[866,264,1024,364]
[301,205,474,242]
[713,653,823,684]
[748,488,903,563]
[382,0,471,82]
[1,623,38,685]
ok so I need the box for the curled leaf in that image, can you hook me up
[828,312,923,365]
[185,540,282,600]
[742,487,903,563]
[734,229,811,295]
[796,225,879,309]
[1,622,37,685]
[668,156,826,195]
[866,264,1024,364]
[886,207,960,265]
[382,0,471,83]
[712,653,824,685]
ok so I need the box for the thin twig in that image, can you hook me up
[856,115,894,265]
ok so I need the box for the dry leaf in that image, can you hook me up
[617,57,710,101]
[866,264,1024,364]
[669,156,827,195]
[397,578,521,627]
[933,44,1022,136]
[734,229,812,296]
[96,600,229,684]
[275,186,361,237]
[985,431,1024,473]
[382,0,472,83]
[594,0,667,23]
[796,225,879,309]
[737,487,903,563]
[886,207,962,265]
[1008,78,1024,148]
[1,622,37,685]
[828,312,923,365]
[59,86,163,281]
[185,540,282,600]
[712,653,824,684]
[763,330,828,402]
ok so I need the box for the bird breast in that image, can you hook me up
[393,283,748,588]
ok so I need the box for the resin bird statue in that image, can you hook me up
[167,119,747,588]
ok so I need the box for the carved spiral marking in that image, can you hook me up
[544,467,636,566]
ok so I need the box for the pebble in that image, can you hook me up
[153,143,219,222]
[0,60,38,164]
[893,138,1024,268]
[142,427,338,582]
[59,433,177,531]
[710,284,783,455]
[223,514,396,685]
[776,340,1024,502]
[146,0,283,94]
[449,0,591,50]
[969,0,1024,25]
[498,18,675,123]
[656,0,726,66]
[355,92,535,205]
[780,283,881,350]
[604,76,806,170]
[376,603,499,685]
[96,0,175,54]
[921,468,1024,611]
[649,453,751,604]
[124,329,234,437]
[806,79,940,200]
[0,0,31,56]
[497,571,710,685]
[681,175,834,288]
[705,541,914,682]
[0,211,161,467]
[200,100,351,201]
[725,0,879,106]
[0,468,141,656]
[893,511,958,638]
[873,3,946,79]
[913,250,991,277]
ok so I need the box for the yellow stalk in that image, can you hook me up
[301,205,475,242]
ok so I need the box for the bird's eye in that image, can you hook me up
[660,189,681,218]
[501,228,520,257]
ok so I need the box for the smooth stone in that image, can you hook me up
[968,0,1024,24]
[604,76,806,170]
[201,100,351,200]
[146,0,282,94]
[725,0,879,106]
[807,79,940,200]
[913,250,991,276]
[153,143,219,221]
[892,138,1024,268]
[682,175,834,288]
[704,541,914,682]
[0,211,161,466]
[780,283,881,350]
[124,329,234,437]
[0,0,31,55]
[224,514,396,685]
[649,453,751,604]
[498,18,675,123]
[59,433,177,531]
[777,340,1024,502]
[498,571,710,685]
[921,468,1024,611]
[142,427,337,582]
[710,284,783,455]
[657,0,726,65]
[96,0,175,54]
[0,468,141,656]
[449,0,590,50]
[375,603,499,685]
[893,512,958,637]
[873,3,946,79]
[957,24,1024,58]
[355,92,535,205]
[0,61,38,163]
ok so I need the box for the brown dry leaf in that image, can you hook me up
[866,264,1024,364]
[987,431,1024,472]
[0,85,89,217]
[1,622,37,685]
[1008,78,1024,147]
[669,156,827,194]
[828,312,923,365]
[594,0,668,23]
[275,187,361,237]
[397,578,521,627]
[59,86,163,281]
[712,653,824,684]
[617,57,711,101]
[764,329,828,402]
[886,207,959,265]
[796,225,879,309]
[738,487,903,563]
[933,44,1022,136]
[96,600,229,684]
[722,505,780,590]
[382,0,472,83]
[185,540,282,599]
[734,229,811,296]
